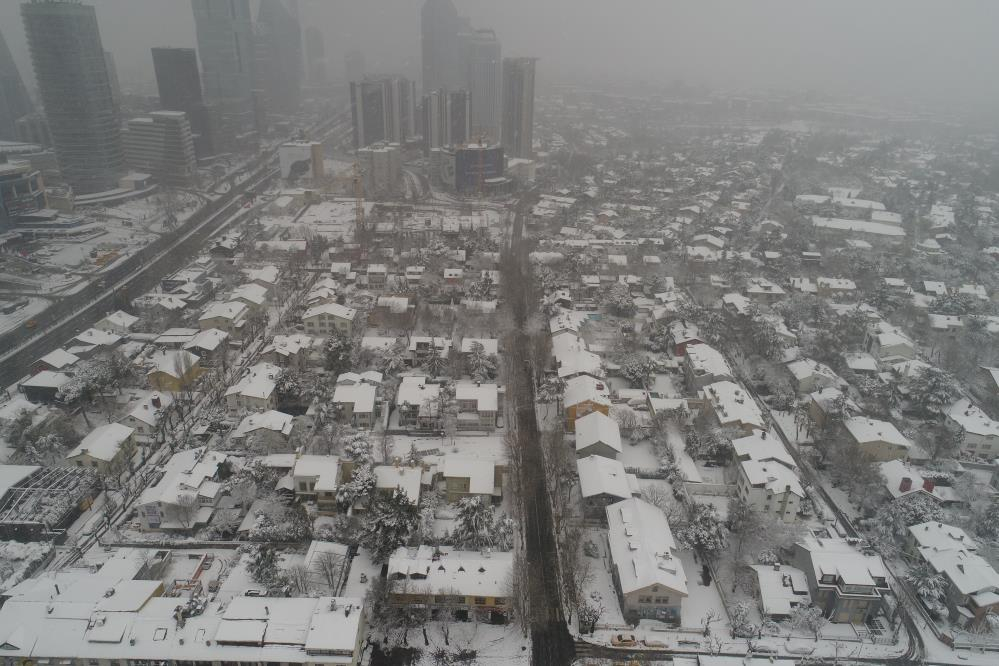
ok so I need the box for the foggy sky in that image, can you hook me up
[1,0,997,112]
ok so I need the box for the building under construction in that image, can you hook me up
[0,464,101,542]
[434,142,511,194]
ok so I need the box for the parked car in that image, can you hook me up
[642,638,667,648]
[611,633,637,647]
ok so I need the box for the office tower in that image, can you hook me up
[344,49,365,85]
[254,0,303,115]
[122,111,197,186]
[356,142,401,196]
[350,76,416,149]
[501,57,536,159]
[21,0,124,194]
[421,0,469,95]
[466,29,501,142]
[304,27,327,85]
[103,50,121,108]
[15,113,50,147]
[422,88,470,154]
[191,0,254,103]
[0,28,33,141]
[152,47,216,158]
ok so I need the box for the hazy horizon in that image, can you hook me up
[1,0,997,117]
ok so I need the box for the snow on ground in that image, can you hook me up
[0,540,53,593]
[688,492,730,521]
[0,297,50,336]
[652,372,680,396]
[618,439,660,471]
[341,547,379,599]
[580,527,626,627]
[678,549,727,629]
[667,423,702,482]
[771,409,811,447]
[399,621,529,666]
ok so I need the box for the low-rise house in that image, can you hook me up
[843,416,911,461]
[409,336,452,363]
[183,328,229,366]
[745,277,786,304]
[574,411,623,459]
[230,283,269,310]
[333,383,377,428]
[260,333,315,369]
[667,320,703,356]
[700,381,765,434]
[94,310,138,336]
[145,349,202,392]
[736,456,805,523]
[242,264,280,289]
[732,430,797,470]
[440,457,502,504]
[231,410,296,449]
[198,300,248,334]
[303,302,357,337]
[18,371,70,403]
[121,392,173,444]
[225,362,281,415]
[455,382,499,431]
[605,498,687,624]
[786,359,843,394]
[750,564,811,619]
[153,327,199,348]
[816,277,857,299]
[564,374,611,432]
[928,313,964,340]
[135,447,226,531]
[373,465,422,505]
[293,455,341,513]
[792,536,889,624]
[683,344,734,390]
[577,455,639,516]
[396,376,442,429]
[946,398,999,457]
[459,337,499,356]
[32,349,79,374]
[66,423,135,474]
[387,546,512,623]
[843,352,880,375]
[73,327,122,351]
[721,291,753,316]
[808,387,857,431]
[880,460,965,507]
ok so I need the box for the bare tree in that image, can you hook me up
[175,492,200,530]
[287,564,312,596]
[312,549,345,593]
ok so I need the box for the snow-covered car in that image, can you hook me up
[642,638,667,648]
[611,633,637,647]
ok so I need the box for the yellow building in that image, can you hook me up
[146,349,203,392]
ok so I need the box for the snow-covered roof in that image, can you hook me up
[231,282,268,306]
[98,310,138,330]
[361,336,398,352]
[812,216,905,237]
[843,352,879,372]
[74,327,121,347]
[947,398,999,438]
[796,536,887,588]
[732,431,796,469]
[922,548,999,596]
[199,300,248,322]
[909,521,978,554]
[741,459,804,498]
[701,381,764,431]
[124,392,174,426]
[574,411,622,454]
[232,410,294,439]
[146,349,200,378]
[37,348,79,370]
[750,564,811,617]
[387,546,512,598]
[332,384,376,414]
[293,455,340,492]
[844,417,910,449]
[685,344,733,380]
[817,277,856,291]
[20,370,70,390]
[556,348,603,379]
[440,457,495,495]
[373,465,422,504]
[336,371,382,386]
[785,359,842,387]
[0,465,40,500]
[455,383,498,412]
[302,302,356,322]
[183,328,229,352]
[225,362,281,400]
[68,423,134,462]
[605,498,687,596]
[137,447,226,507]
[396,375,440,408]
[576,455,637,500]
[261,333,313,358]
[564,375,611,409]
[241,265,280,285]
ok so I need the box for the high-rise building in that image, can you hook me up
[254,0,303,115]
[21,0,124,194]
[501,57,536,159]
[122,111,197,187]
[421,0,470,95]
[103,50,121,109]
[304,27,327,85]
[191,0,254,103]
[344,49,365,85]
[15,113,50,147]
[357,141,401,196]
[349,76,416,149]
[152,47,216,158]
[0,28,33,141]
[422,88,470,154]
[466,29,501,142]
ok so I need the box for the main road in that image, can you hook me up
[501,195,575,666]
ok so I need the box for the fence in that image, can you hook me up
[684,481,735,497]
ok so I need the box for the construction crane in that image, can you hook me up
[352,161,365,251]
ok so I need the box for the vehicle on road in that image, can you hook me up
[611,633,637,647]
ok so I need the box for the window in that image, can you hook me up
[474,597,486,605]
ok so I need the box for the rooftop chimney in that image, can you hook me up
[899,477,912,492]
[923,479,935,493]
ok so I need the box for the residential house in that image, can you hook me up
[121,392,173,444]
[182,328,229,366]
[455,383,499,431]
[66,423,136,474]
[153,327,199,349]
[198,300,248,334]
[946,399,999,457]
[683,344,734,390]
[135,447,226,531]
[260,334,315,369]
[808,387,857,431]
[736,455,805,523]
[373,465,422,505]
[577,455,639,516]
[408,336,452,364]
[605,498,687,624]
[745,277,786,304]
[750,564,811,620]
[225,362,281,415]
[94,310,138,336]
[18,371,70,403]
[230,283,269,310]
[700,381,765,434]
[574,411,623,459]
[145,349,202,392]
[231,410,296,450]
[816,277,857,299]
[792,537,889,624]
[564,374,611,432]
[786,359,843,394]
[293,455,341,513]
[440,457,502,504]
[302,302,357,337]
[667,320,703,356]
[843,417,912,461]
[387,546,512,623]
[32,349,79,375]
[396,376,442,429]
[880,460,966,508]
[333,383,377,429]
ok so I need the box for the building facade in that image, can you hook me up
[501,57,536,158]
[123,111,198,186]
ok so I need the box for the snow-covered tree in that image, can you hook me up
[380,340,409,376]
[619,354,657,388]
[246,546,281,585]
[905,562,946,608]
[603,282,636,317]
[336,463,376,509]
[465,342,497,382]
[729,601,757,638]
[789,604,827,640]
[324,331,353,375]
[451,497,495,550]
[868,494,945,551]
[676,503,725,559]
[422,344,448,376]
[906,366,960,416]
[361,489,420,563]
[342,431,374,465]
